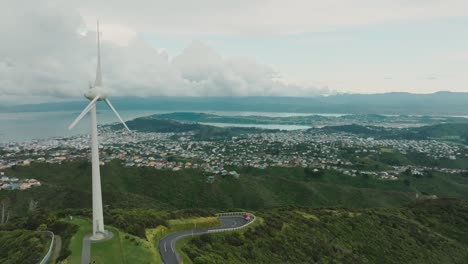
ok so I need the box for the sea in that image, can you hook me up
[0,110,340,143]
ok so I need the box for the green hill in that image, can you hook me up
[183,199,468,264]
[321,123,468,143]
[3,161,468,263]
[4,162,468,216]
[110,116,271,140]
[112,117,203,133]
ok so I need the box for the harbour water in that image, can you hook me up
[0,110,327,143]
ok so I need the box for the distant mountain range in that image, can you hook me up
[3,92,468,115]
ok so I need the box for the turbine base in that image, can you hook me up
[90,230,111,241]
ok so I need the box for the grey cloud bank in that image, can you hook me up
[0,0,329,104]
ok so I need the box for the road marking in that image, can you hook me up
[164,242,167,252]
[171,240,175,252]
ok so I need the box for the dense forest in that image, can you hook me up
[2,161,468,263]
[0,230,51,264]
[183,199,468,264]
[5,161,468,216]
[2,162,468,213]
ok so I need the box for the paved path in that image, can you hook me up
[51,235,62,264]
[158,216,250,264]
[81,232,114,264]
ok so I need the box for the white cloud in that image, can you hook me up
[0,0,330,103]
[72,0,468,37]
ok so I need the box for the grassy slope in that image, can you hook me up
[66,218,157,264]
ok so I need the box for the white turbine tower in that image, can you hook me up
[68,21,130,240]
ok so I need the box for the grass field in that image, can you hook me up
[67,218,91,264]
[66,218,157,264]
[67,216,219,264]
[381,147,396,153]
[168,217,220,232]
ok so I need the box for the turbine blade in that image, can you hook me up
[68,95,100,130]
[104,98,131,132]
[95,20,103,87]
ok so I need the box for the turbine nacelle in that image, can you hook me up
[68,94,131,132]
[85,85,109,101]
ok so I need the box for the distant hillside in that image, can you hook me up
[152,112,468,128]
[321,123,468,143]
[116,117,203,133]
[4,92,468,115]
[153,112,330,124]
[109,117,273,140]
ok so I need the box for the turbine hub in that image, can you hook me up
[85,86,109,101]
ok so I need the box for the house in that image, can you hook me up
[28,179,41,186]
[229,171,240,179]
[4,183,20,190]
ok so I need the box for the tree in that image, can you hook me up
[37,224,48,231]
[28,199,38,214]
[1,198,10,225]
[404,179,411,186]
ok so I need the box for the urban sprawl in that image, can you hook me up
[2,126,467,191]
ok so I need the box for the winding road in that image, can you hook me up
[158,216,251,264]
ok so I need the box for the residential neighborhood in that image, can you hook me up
[1,126,467,184]
[0,172,41,191]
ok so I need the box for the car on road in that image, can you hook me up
[244,213,251,221]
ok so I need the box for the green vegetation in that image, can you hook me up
[117,117,203,133]
[66,217,157,264]
[4,160,468,263]
[145,216,220,249]
[322,123,468,144]
[168,217,220,232]
[152,112,468,127]
[340,147,468,169]
[4,161,468,216]
[146,216,221,264]
[182,199,468,264]
[67,218,91,264]
[0,229,50,264]
[110,117,270,140]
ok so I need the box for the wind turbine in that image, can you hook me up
[68,21,130,240]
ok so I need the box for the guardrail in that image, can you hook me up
[38,231,55,264]
[215,212,250,217]
[208,212,256,233]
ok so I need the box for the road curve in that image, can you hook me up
[158,216,250,264]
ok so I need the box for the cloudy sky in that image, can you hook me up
[1,0,468,104]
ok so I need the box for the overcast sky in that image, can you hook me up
[1,0,468,104]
